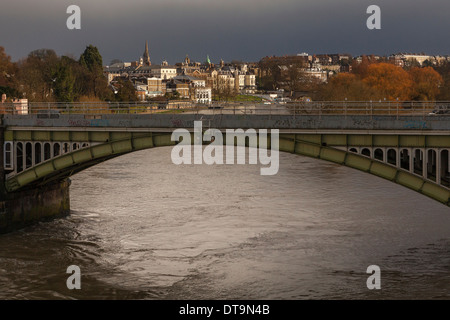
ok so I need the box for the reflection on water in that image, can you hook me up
[0,147,449,299]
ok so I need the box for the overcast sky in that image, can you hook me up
[1,0,449,65]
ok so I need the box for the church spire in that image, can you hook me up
[143,41,151,66]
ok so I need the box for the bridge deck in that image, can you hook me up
[2,113,450,132]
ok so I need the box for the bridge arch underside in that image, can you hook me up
[5,131,450,207]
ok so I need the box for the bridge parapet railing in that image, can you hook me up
[0,101,449,117]
[286,101,450,118]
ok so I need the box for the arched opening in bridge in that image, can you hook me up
[72,143,79,151]
[400,149,410,171]
[349,148,357,153]
[53,143,61,157]
[427,149,437,182]
[35,143,42,165]
[63,143,70,154]
[4,142,13,170]
[16,142,23,173]
[374,148,383,161]
[440,150,450,188]
[25,142,32,169]
[413,149,423,176]
[361,148,371,157]
[44,143,51,161]
[387,149,396,166]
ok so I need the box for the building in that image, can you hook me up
[146,77,165,97]
[166,79,189,99]
[392,53,431,66]
[195,87,212,104]
[150,65,178,80]
[173,75,212,104]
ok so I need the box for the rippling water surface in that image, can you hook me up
[1,147,450,299]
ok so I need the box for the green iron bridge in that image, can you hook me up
[2,101,450,207]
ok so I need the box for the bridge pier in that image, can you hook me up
[0,124,70,234]
[0,180,71,234]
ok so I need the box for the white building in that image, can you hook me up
[195,87,212,104]
[394,53,432,66]
[151,65,178,80]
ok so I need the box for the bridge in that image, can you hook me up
[0,101,450,232]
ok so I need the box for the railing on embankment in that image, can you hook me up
[1,101,450,118]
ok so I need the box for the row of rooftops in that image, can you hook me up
[104,62,258,78]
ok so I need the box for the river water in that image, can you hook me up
[0,147,449,300]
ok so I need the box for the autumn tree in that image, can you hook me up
[363,63,413,101]
[351,55,379,78]
[258,59,283,91]
[0,47,19,99]
[213,84,237,101]
[409,67,442,101]
[435,62,450,100]
[11,45,113,102]
[316,73,377,101]
[16,49,59,101]
[115,79,137,102]
[285,62,309,96]
[0,47,17,87]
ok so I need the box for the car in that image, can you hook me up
[428,105,450,115]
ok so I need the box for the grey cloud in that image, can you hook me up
[0,0,449,64]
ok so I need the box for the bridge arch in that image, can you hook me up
[361,148,371,157]
[374,148,383,161]
[5,133,450,207]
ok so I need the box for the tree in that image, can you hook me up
[115,79,137,102]
[0,47,17,88]
[404,58,421,70]
[317,73,377,101]
[16,49,59,101]
[286,62,307,96]
[0,47,19,100]
[53,56,76,102]
[363,63,413,101]
[434,62,450,100]
[79,45,111,100]
[422,59,434,68]
[351,55,378,78]
[0,86,19,99]
[409,67,442,101]
[258,59,283,91]
[213,83,236,101]
[80,45,103,75]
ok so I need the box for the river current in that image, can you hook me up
[0,147,449,299]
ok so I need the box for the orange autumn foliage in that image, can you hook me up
[317,73,376,101]
[363,63,413,101]
[318,62,444,102]
[409,67,442,101]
